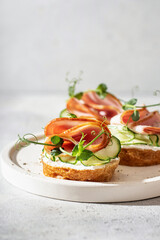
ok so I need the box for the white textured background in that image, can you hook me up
[0,0,160,94]
[1,2,160,240]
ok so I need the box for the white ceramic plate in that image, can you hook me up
[1,133,160,202]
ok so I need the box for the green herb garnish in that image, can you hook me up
[71,130,109,161]
[17,123,111,163]
[76,149,93,161]
[50,136,64,146]
[153,90,160,96]
[66,72,83,99]
[17,134,64,148]
[70,132,94,161]
[122,98,140,121]
[95,83,108,99]
[122,98,160,122]
[131,110,140,121]
[74,92,83,100]
[50,148,62,161]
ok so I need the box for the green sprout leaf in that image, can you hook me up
[95,83,108,99]
[17,134,60,148]
[74,92,83,100]
[122,105,133,111]
[71,130,107,161]
[126,98,137,106]
[96,83,107,93]
[51,148,62,157]
[131,110,140,121]
[122,98,137,110]
[50,136,63,146]
[76,149,93,161]
[72,145,79,156]
[153,90,160,96]
[68,85,75,97]
[66,72,83,98]
[121,96,160,124]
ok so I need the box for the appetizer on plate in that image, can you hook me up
[18,116,121,182]
[109,108,160,166]
[18,79,160,182]
[42,117,120,181]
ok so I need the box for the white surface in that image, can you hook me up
[1,0,160,94]
[0,93,160,240]
[1,133,160,203]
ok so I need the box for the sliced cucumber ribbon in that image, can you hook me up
[108,125,134,143]
[108,125,160,147]
[43,136,121,166]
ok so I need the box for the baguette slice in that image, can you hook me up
[42,157,119,182]
[119,145,160,166]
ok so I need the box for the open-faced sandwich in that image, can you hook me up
[18,79,160,182]
[41,117,120,181]
[60,81,160,167]
[109,107,160,166]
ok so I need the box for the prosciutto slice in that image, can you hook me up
[111,108,160,134]
[66,91,122,123]
[66,97,105,122]
[82,91,122,112]
[44,117,111,153]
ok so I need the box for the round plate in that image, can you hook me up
[1,133,160,202]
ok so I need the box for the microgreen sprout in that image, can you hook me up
[66,71,83,99]
[17,134,64,148]
[95,83,108,99]
[50,136,64,146]
[122,98,160,122]
[59,129,111,162]
[50,148,62,161]
[153,90,160,96]
[17,126,111,163]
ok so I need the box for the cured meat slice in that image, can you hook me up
[44,117,111,153]
[66,97,105,121]
[66,91,122,122]
[82,91,122,113]
[111,108,160,134]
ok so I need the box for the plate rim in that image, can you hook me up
[1,132,160,202]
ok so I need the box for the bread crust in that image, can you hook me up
[42,159,119,182]
[119,147,160,166]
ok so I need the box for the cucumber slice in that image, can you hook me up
[58,156,77,165]
[45,152,55,161]
[81,157,109,166]
[157,135,160,147]
[94,136,121,159]
[149,135,158,146]
[59,109,70,118]
[59,109,77,118]
[108,125,134,143]
[45,136,121,166]
[123,139,148,145]
[134,133,151,144]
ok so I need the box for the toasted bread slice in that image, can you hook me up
[119,145,160,166]
[42,158,119,182]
